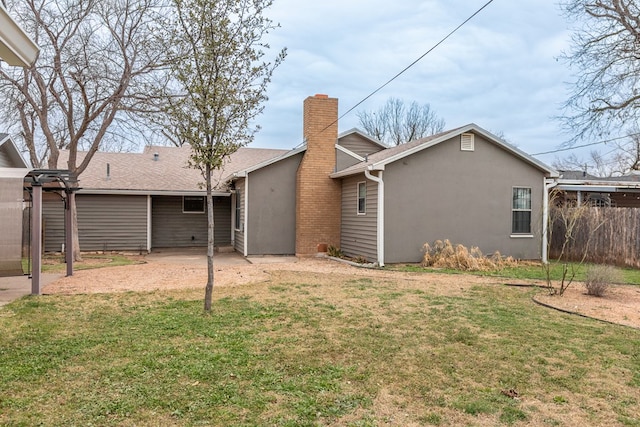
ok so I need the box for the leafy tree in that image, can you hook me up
[357,97,445,145]
[165,0,285,312]
[560,0,640,142]
[0,0,169,260]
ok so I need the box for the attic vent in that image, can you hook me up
[461,133,474,151]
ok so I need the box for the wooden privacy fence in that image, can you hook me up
[549,207,640,268]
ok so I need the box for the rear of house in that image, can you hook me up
[332,125,557,265]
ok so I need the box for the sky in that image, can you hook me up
[250,0,578,167]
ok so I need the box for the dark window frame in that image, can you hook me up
[183,196,205,214]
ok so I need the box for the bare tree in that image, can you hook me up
[560,0,640,142]
[544,189,606,296]
[553,130,640,176]
[165,0,285,312]
[0,0,170,260]
[357,97,445,146]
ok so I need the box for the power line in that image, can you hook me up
[530,133,640,156]
[317,0,495,134]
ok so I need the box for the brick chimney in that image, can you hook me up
[295,94,341,256]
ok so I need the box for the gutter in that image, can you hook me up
[0,4,39,67]
[364,167,384,267]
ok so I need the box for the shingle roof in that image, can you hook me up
[61,145,288,194]
[331,124,557,178]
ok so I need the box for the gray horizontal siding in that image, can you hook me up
[152,195,231,248]
[338,134,385,157]
[0,149,11,167]
[233,180,245,254]
[44,194,148,252]
[340,175,378,261]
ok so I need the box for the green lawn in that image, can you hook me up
[1,270,638,426]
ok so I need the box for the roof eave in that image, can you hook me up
[0,4,39,67]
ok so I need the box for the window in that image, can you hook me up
[235,191,241,231]
[357,182,366,214]
[512,187,531,234]
[183,196,205,213]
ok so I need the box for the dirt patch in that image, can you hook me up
[534,283,640,329]
[43,257,640,329]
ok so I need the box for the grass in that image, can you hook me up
[392,261,640,286]
[21,253,142,274]
[1,271,639,426]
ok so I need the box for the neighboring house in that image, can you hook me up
[43,94,559,265]
[554,170,640,207]
[0,134,30,276]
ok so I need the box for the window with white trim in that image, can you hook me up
[512,187,531,234]
[183,196,205,213]
[357,181,366,214]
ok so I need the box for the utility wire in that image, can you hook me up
[531,133,640,156]
[316,0,495,135]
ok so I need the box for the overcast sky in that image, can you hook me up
[251,0,577,166]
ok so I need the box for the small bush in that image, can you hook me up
[353,255,369,264]
[327,245,344,258]
[584,265,620,297]
[421,239,517,272]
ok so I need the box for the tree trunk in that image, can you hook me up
[204,165,215,312]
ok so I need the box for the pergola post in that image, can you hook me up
[65,190,74,276]
[31,182,42,295]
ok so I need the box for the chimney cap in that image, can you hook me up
[314,94,329,98]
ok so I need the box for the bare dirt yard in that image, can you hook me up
[43,257,640,329]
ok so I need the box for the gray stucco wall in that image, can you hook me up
[338,133,385,157]
[336,150,362,171]
[152,195,231,248]
[383,133,546,263]
[246,153,302,255]
[340,174,378,261]
[44,194,148,252]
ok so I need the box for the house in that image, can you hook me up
[553,170,640,207]
[43,94,558,265]
[0,135,30,276]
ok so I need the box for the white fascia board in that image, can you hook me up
[0,167,31,178]
[234,145,307,178]
[0,5,39,67]
[462,124,559,177]
[76,189,230,196]
[556,184,640,192]
[372,123,558,177]
[0,136,30,168]
[335,144,365,161]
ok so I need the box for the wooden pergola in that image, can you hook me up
[24,170,78,295]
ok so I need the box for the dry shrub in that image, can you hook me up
[584,265,620,297]
[421,239,517,271]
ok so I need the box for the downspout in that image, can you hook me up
[244,176,249,257]
[146,195,152,252]
[364,168,384,267]
[542,178,557,264]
